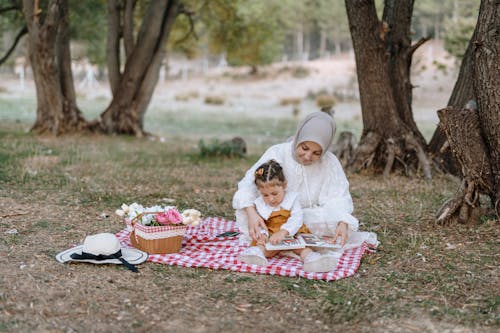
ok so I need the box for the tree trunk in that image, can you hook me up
[345,0,431,178]
[123,0,135,58]
[319,30,326,58]
[436,0,499,223]
[23,0,87,135]
[93,0,180,136]
[106,0,122,97]
[472,0,499,214]
[428,20,477,176]
[383,0,427,146]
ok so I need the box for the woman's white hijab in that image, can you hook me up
[292,111,336,162]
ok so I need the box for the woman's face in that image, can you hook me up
[295,141,322,165]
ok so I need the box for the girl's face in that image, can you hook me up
[257,182,286,207]
[295,141,322,165]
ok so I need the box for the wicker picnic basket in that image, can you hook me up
[126,212,186,254]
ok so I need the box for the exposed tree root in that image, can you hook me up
[347,132,381,172]
[332,131,357,167]
[436,177,484,225]
[383,139,398,178]
[348,130,432,179]
[404,134,432,179]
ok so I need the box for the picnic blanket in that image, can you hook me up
[116,217,377,281]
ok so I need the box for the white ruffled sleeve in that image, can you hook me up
[279,192,303,237]
[232,144,286,210]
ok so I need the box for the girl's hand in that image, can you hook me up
[269,229,288,244]
[245,206,267,242]
[333,222,348,246]
[256,234,268,246]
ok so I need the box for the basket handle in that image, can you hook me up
[130,211,165,227]
[129,211,165,244]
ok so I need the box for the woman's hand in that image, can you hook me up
[269,229,288,245]
[333,221,348,246]
[245,206,267,243]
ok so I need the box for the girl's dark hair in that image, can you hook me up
[254,159,285,186]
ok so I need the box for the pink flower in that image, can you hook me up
[155,208,183,225]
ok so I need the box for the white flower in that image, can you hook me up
[181,209,202,226]
[115,209,125,217]
[121,203,130,213]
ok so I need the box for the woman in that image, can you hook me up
[233,112,374,249]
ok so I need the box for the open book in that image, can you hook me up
[265,233,342,251]
[299,233,342,249]
[265,236,306,251]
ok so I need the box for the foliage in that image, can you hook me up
[413,0,480,60]
[198,138,246,158]
[68,0,107,66]
[442,0,480,60]
[0,0,24,66]
[204,0,285,69]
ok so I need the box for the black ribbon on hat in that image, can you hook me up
[70,250,138,273]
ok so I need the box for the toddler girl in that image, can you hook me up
[238,159,337,273]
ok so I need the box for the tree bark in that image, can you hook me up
[345,0,431,178]
[23,0,87,135]
[472,0,499,213]
[93,0,180,136]
[436,0,499,223]
[106,0,122,97]
[383,0,426,146]
[123,0,135,58]
[428,18,477,176]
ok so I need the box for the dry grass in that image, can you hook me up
[0,123,498,333]
[315,94,337,108]
[279,97,302,106]
[174,91,200,101]
[204,95,226,105]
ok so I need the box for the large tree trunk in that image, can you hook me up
[383,0,427,146]
[428,21,477,177]
[23,0,87,135]
[345,0,431,178]
[473,0,499,214]
[92,0,180,137]
[436,0,499,224]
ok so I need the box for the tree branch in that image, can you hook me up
[0,25,28,66]
[123,0,135,57]
[409,36,431,57]
[0,4,19,15]
[174,3,197,45]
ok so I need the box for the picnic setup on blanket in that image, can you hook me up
[56,203,378,281]
[117,202,378,281]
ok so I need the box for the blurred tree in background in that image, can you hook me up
[0,0,25,67]
[0,0,485,138]
[0,0,481,71]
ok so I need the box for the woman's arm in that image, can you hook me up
[245,205,267,242]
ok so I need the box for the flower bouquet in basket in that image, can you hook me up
[116,203,201,254]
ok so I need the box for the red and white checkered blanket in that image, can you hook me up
[116,217,376,281]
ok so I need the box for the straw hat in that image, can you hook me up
[55,233,148,272]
